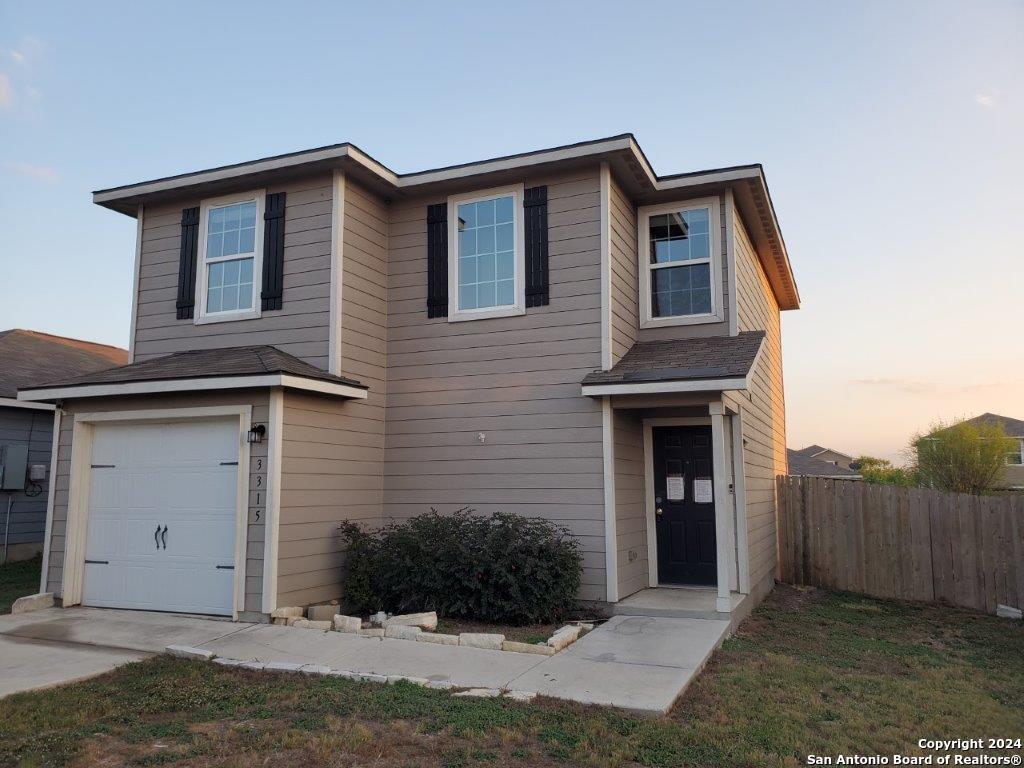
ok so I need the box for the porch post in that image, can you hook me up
[709,402,732,612]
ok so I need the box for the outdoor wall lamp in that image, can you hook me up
[247,424,266,444]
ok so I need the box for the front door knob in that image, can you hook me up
[656,507,663,516]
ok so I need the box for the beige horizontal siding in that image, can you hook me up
[608,173,638,365]
[614,409,647,599]
[275,176,388,608]
[734,209,787,587]
[134,176,334,369]
[45,390,269,614]
[384,167,607,601]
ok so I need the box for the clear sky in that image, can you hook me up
[1,1,1021,462]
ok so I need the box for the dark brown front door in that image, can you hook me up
[652,426,717,585]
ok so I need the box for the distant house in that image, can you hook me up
[958,413,1024,490]
[791,444,855,471]
[787,448,861,479]
[0,330,126,563]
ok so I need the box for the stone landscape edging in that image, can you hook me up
[269,607,593,656]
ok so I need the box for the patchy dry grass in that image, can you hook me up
[1,585,1021,767]
[0,554,41,614]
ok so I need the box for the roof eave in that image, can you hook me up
[91,134,798,308]
[18,373,369,403]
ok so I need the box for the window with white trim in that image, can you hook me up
[197,192,264,322]
[447,185,525,321]
[637,197,723,328]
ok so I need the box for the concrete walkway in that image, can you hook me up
[0,608,732,712]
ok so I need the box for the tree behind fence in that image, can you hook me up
[777,475,1024,615]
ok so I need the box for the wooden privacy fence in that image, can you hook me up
[777,475,1024,615]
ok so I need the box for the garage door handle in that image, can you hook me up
[154,525,160,549]
[161,526,168,550]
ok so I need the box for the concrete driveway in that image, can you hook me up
[0,607,253,698]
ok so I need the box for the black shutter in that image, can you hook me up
[175,207,200,320]
[426,202,448,318]
[261,192,286,311]
[524,186,549,307]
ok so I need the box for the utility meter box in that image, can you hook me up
[0,444,28,491]
[28,464,47,482]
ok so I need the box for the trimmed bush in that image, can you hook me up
[338,508,582,625]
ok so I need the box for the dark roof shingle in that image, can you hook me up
[582,331,765,386]
[787,449,861,478]
[960,413,1024,438]
[22,346,365,391]
[0,329,128,398]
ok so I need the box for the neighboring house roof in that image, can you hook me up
[794,444,854,461]
[0,329,127,399]
[20,345,365,391]
[581,331,765,389]
[787,449,861,478]
[959,413,1024,438]
[90,134,799,311]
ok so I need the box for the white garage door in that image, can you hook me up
[82,418,239,616]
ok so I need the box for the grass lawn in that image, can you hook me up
[1,585,1021,767]
[0,554,41,614]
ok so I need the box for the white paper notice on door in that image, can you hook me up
[694,478,713,504]
[666,475,685,501]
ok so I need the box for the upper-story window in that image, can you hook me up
[447,185,525,321]
[196,191,265,323]
[637,196,723,328]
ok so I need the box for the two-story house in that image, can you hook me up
[20,135,799,622]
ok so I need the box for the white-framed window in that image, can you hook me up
[447,184,525,322]
[195,190,265,324]
[637,196,724,328]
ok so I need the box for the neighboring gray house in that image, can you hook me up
[20,134,799,620]
[959,413,1024,490]
[791,444,855,471]
[0,329,126,563]
[787,448,861,479]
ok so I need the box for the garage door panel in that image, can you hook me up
[82,418,239,616]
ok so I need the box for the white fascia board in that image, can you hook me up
[93,145,397,205]
[399,136,636,188]
[0,396,55,411]
[19,374,368,402]
[581,377,749,397]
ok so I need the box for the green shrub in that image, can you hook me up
[338,508,582,624]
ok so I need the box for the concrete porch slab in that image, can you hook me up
[507,614,731,713]
[612,588,746,620]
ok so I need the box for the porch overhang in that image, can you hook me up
[581,376,748,397]
[580,331,765,399]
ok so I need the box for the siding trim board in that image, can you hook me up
[38,408,61,593]
[261,388,284,613]
[602,396,618,602]
[329,171,345,374]
[129,204,144,361]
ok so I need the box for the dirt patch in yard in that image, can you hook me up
[435,618,565,644]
